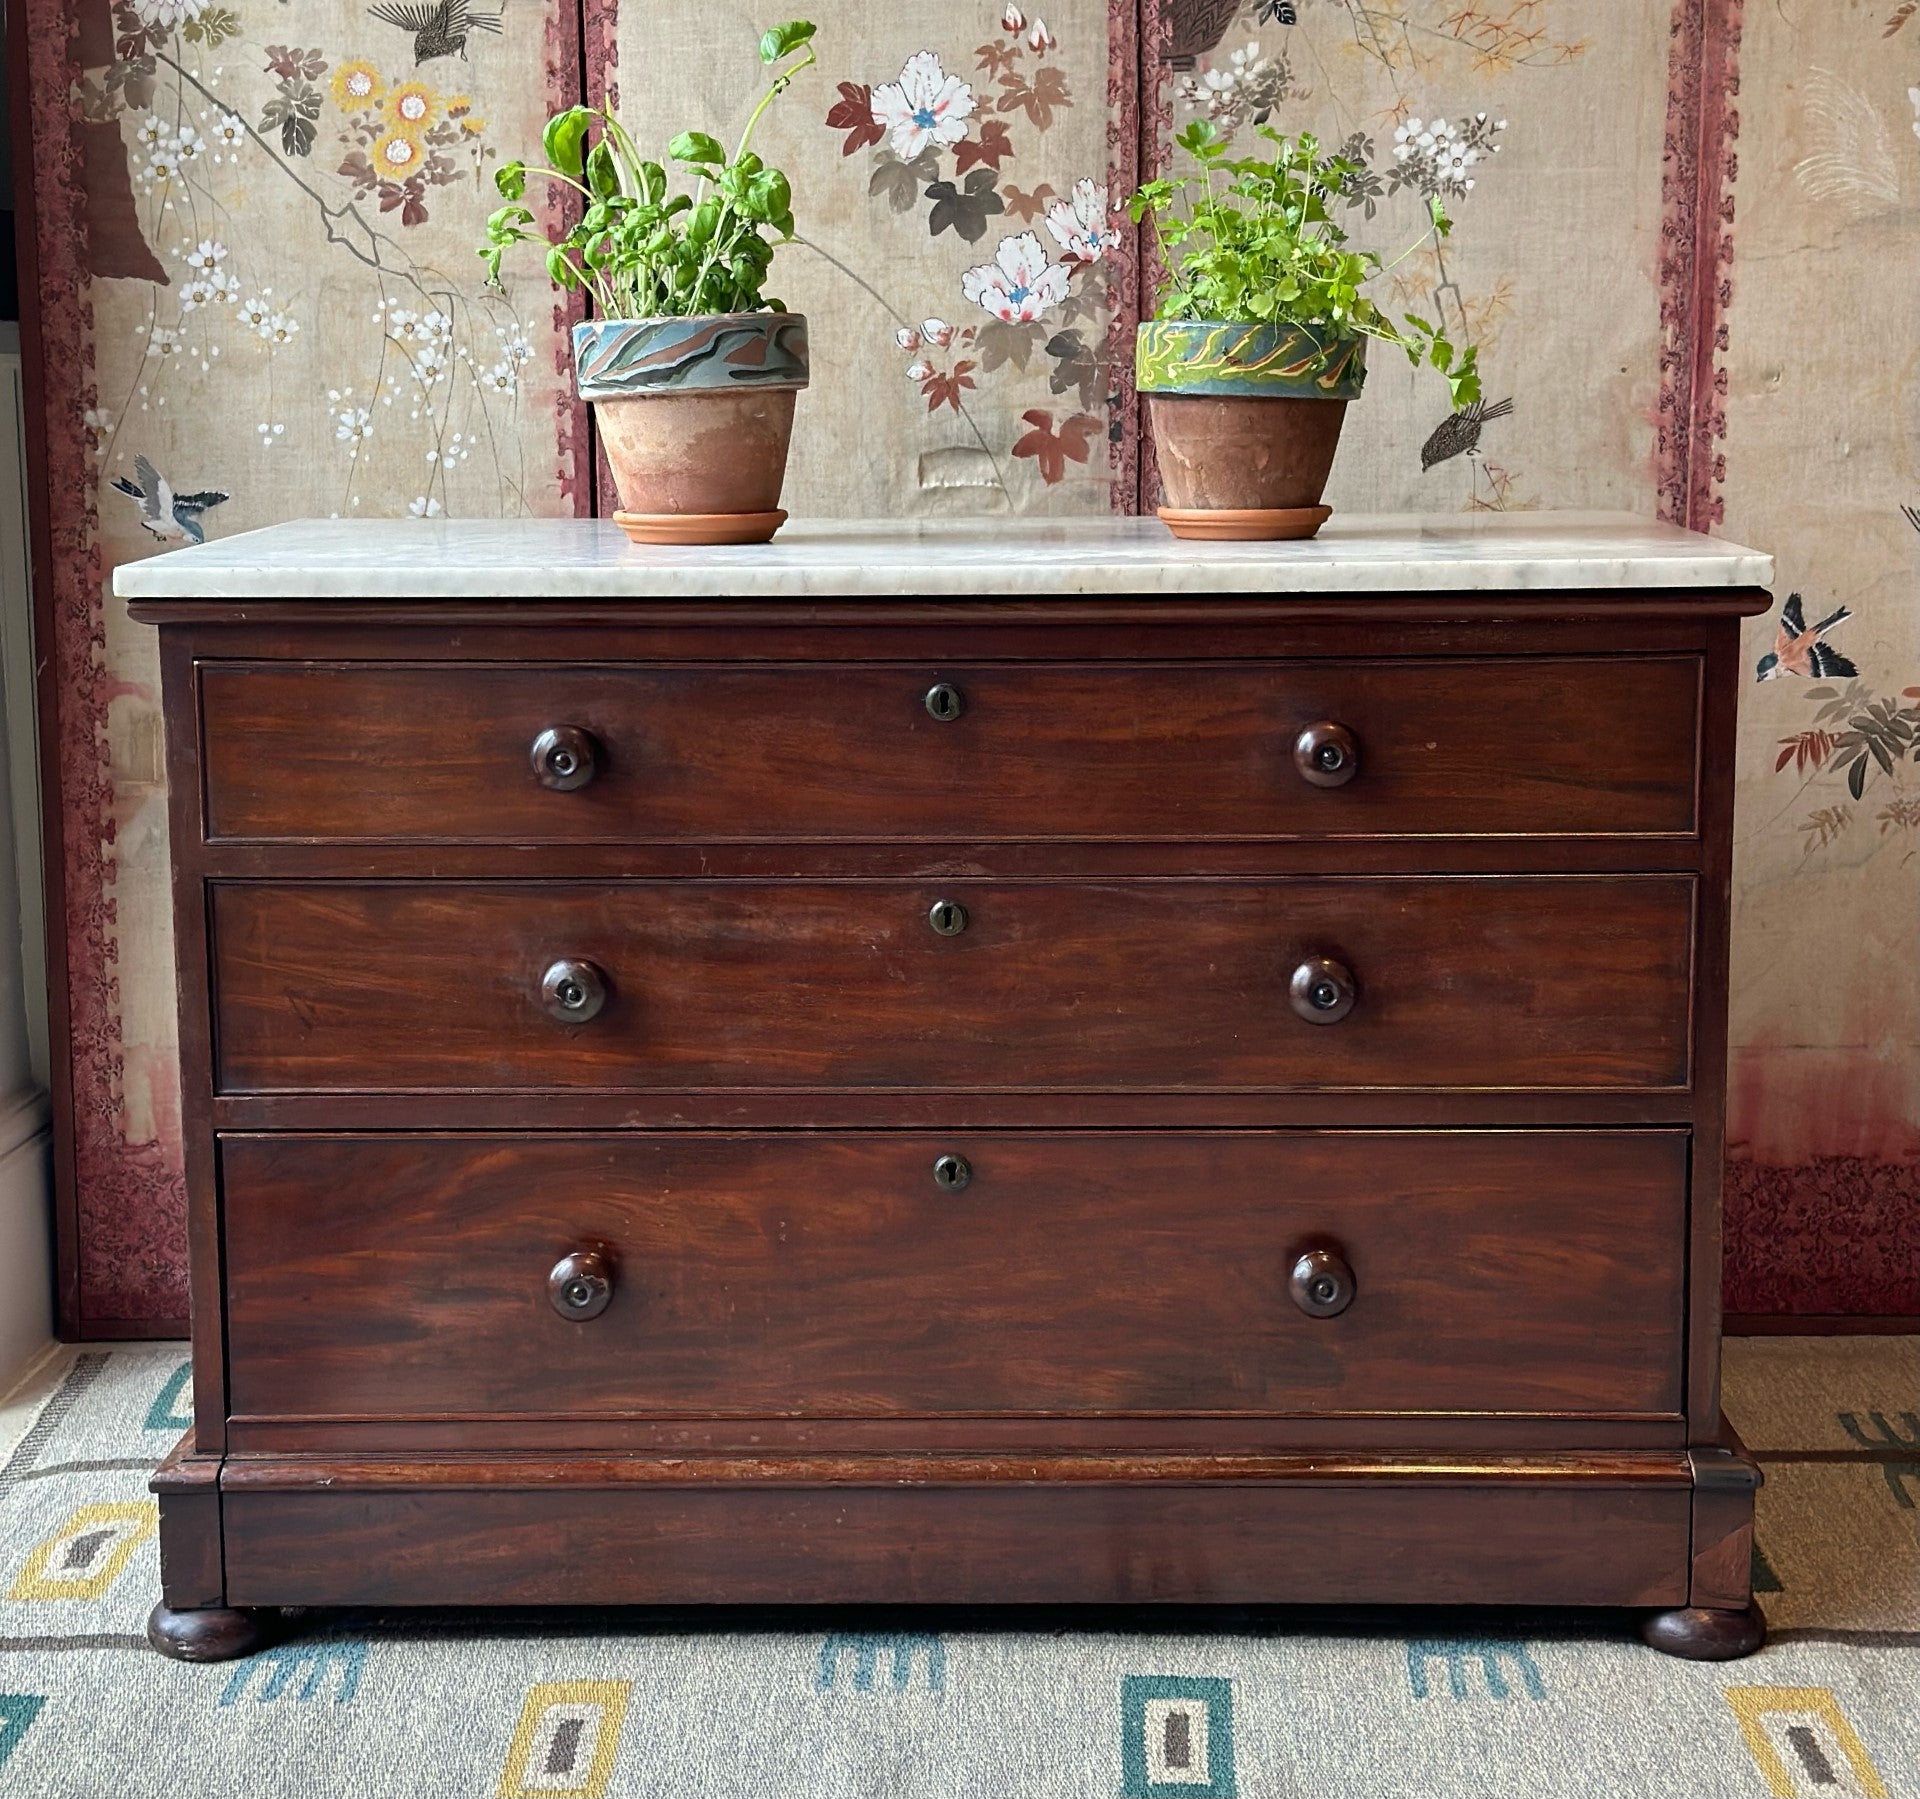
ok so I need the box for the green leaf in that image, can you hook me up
[542,107,592,179]
[494,160,528,201]
[759,19,817,63]
[586,141,621,200]
[669,131,727,166]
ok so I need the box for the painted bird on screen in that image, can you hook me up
[368,0,503,64]
[111,458,229,546]
[1754,593,1858,682]
[1420,397,1514,472]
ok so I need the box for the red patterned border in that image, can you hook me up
[1104,0,1144,512]
[545,2,594,512]
[23,0,188,1326]
[1726,1158,1920,1317]
[1656,0,1744,529]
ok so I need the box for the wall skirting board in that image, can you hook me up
[0,1086,51,1386]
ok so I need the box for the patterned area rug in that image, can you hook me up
[0,1341,1915,1798]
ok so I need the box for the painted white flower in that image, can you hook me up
[920,318,954,348]
[905,360,933,383]
[260,313,300,347]
[480,361,517,396]
[1002,4,1026,33]
[83,406,113,435]
[960,231,1071,324]
[148,327,182,359]
[1044,178,1121,264]
[238,296,272,331]
[255,422,285,449]
[211,113,246,154]
[136,114,170,149]
[178,279,215,311]
[870,51,976,160]
[1028,16,1056,54]
[183,239,227,272]
[895,325,922,352]
[146,148,182,183]
[335,408,374,454]
[133,0,207,28]
[409,496,443,517]
[175,123,203,161]
[204,268,239,304]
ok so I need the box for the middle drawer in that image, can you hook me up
[210,877,1693,1094]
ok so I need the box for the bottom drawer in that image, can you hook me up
[217,1457,1693,1609]
[221,1130,1688,1428]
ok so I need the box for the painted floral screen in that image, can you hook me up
[18,0,1919,1330]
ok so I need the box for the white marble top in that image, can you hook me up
[114,512,1772,599]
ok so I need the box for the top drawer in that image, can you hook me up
[197,658,1701,844]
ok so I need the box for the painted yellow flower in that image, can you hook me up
[372,130,426,177]
[385,81,438,132]
[330,60,384,108]
[445,93,487,136]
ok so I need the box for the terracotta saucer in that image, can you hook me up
[613,510,788,547]
[1157,504,1332,543]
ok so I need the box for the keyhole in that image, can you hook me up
[929,899,968,937]
[925,683,964,722]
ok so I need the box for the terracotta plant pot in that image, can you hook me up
[574,312,809,546]
[1136,319,1365,542]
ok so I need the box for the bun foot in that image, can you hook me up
[147,1602,269,1662]
[1640,1602,1766,1661]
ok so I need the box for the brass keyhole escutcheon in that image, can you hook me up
[925,682,965,722]
[932,1154,973,1192]
[928,899,969,937]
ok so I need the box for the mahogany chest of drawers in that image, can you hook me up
[123,517,1774,1662]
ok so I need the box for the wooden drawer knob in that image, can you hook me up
[530,725,598,792]
[1293,721,1359,788]
[540,958,608,1023]
[548,1249,614,1321]
[1289,1248,1355,1318]
[1289,955,1356,1024]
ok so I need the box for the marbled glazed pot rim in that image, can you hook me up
[573,311,811,401]
[1135,316,1366,402]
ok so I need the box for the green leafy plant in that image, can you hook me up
[482,21,818,319]
[1130,120,1481,408]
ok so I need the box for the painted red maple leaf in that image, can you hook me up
[825,82,884,156]
[921,361,979,415]
[975,40,1021,76]
[1002,181,1058,222]
[1013,409,1100,484]
[955,119,1016,175]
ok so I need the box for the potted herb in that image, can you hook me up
[483,22,819,545]
[1130,121,1481,541]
